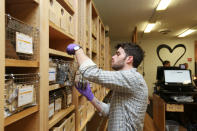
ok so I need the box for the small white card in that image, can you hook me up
[55,98,62,111]
[67,94,72,105]
[49,67,56,81]
[16,32,33,54]
[18,85,34,107]
[49,103,54,118]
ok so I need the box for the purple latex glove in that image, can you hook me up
[66,43,79,55]
[75,82,94,101]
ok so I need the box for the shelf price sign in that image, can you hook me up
[16,32,33,54]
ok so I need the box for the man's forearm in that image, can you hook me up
[91,97,110,116]
[75,48,90,66]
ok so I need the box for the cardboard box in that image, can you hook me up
[68,113,75,131]
[82,105,87,121]
[49,0,60,27]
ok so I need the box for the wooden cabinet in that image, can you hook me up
[153,94,188,131]
[0,0,110,130]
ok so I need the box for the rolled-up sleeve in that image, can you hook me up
[79,59,144,93]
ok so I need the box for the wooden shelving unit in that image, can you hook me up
[49,21,75,40]
[4,105,39,127]
[1,0,110,130]
[2,0,49,130]
[48,0,77,130]
[49,105,75,129]
[5,59,39,67]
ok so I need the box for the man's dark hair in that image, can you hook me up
[116,43,144,68]
[163,60,170,66]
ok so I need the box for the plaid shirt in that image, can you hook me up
[79,59,148,131]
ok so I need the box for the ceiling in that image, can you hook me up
[93,0,197,41]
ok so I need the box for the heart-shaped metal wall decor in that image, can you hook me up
[156,44,186,66]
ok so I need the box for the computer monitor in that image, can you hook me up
[156,66,180,81]
[164,70,192,85]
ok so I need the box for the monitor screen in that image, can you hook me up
[164,70,192,84]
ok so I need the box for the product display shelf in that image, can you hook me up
[5,59,39,67]
[56,0,74,14]
[49,105,75,129]
[4,105,39,126]
[49,48,74,59]
[49,21,75,41]
[79,111,95,131]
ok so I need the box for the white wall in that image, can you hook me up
[111,38,196,97]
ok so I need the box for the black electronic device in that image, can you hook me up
[179,64,186,69]
[156,66,179,81]
[163,69,194,91]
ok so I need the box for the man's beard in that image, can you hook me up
[112,60,124,71]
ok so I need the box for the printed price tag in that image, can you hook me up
[16,32,33,54]
[18,85,34,107]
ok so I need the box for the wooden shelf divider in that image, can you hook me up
[4,105,39,127]
[49,48,73,59]
[49,21,75,41]
[5,59,39,67]
[49,105,75,129]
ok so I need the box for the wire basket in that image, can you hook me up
[4,73,39,118]
[5,14,39,60]
[55,59,78,86]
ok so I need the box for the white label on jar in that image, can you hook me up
[48,103,54,118]
[49,67,56,81]
[55,98,62,111]
[67,94,72,105]
[16,32,33,54]
[18,85,34,107]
